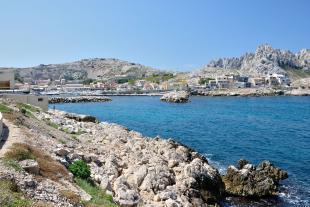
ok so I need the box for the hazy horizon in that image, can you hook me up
[0,0,309,71]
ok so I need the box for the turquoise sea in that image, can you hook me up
[50,96,310,207]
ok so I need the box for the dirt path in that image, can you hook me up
[0,118,25,157]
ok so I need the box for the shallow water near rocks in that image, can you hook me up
[50,96,310,207]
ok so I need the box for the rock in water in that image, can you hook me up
[222,159,288,197]
[160,91,190,103]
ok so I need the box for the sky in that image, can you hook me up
[0,0,309,71]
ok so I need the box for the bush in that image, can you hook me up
[69,160,90,179]
[0,103,12,113]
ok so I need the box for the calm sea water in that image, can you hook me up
[50,96,310,206]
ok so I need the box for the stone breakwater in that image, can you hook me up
[48,96,112,104]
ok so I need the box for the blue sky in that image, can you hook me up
[0,0,309,71]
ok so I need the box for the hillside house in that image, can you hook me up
[216,76,230,88]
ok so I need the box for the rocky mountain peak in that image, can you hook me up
[205,44,310,76]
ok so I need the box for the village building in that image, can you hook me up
[250,77,266,87]
[0,70,15,90]
[215,76,230,89]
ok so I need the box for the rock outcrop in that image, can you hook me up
[160,91,190,103]
[206,44,310,76]
[222,159,288,197]
[40,109,225,206]
[19,159,40,175]
[49,96,111,104]
[64,112,98,123]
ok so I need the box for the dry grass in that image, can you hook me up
[59,190,81,205]
[4,143,70,182]
[32,202,54,207]
[4,143,35,161]
[2,112,25,126]
[0,179,32,207]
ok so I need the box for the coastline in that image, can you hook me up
[0,98,291,206]
[47,88,310,104]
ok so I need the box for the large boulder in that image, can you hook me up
[222,159,288,197]
[65,112,98,123]
[160,91,189,103]
[19,159,40,175]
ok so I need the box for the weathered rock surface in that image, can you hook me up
[160,91,190,103]
[49,96,111,104]
[39,109,225,206]
[3,58,162,82]
[19,159,40,175]
[222,159,288,197]
[64,112,98,123]
[205,44,310,75]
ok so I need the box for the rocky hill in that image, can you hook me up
[203,44,310,77]
[1,58,162,82]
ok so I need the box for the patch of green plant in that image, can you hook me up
[144,73,174,83]
[71,135,78,140]
[286,68,310,79]
[75,178,118,207]
[16,103,40,113]
[69,160,91,179]
[46,120,60,129]
[0,179,33,207]
[1,158,23,172]
[20,108,35,118]
[59,139,67,144]
[0,103,12,113]
[128,79,136,85]
[83,78,96,85]
[14,72,24,84]
[61,128,70,134]
[199,78,214,85]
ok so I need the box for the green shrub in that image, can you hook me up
[0,103,12,113]
[16,103,40,113]
[69,160,90,179]
[20,108,27,115]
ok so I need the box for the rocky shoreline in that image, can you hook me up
[192,88,310,97]
[0,99,289,206]
[49,96,112,104]
[47,89,310,105]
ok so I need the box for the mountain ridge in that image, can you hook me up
[0,58,164,82]
[203,44,310,76]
